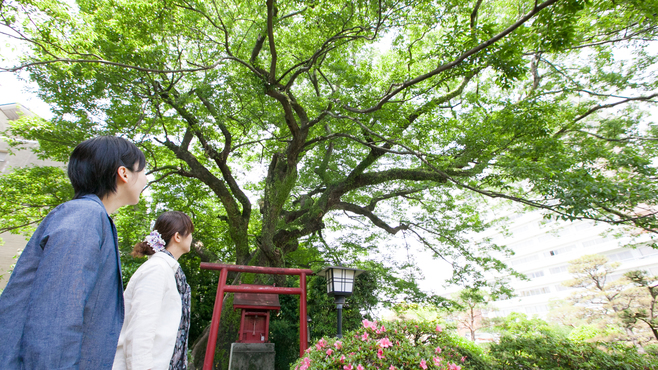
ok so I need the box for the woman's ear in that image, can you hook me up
[173,232,182,243]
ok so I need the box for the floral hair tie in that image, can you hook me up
[145,230,166,252]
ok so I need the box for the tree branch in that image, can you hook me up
[331,201,409,234]
[266,0,277,83]
[342,0,560,114]
[1,57,226,74]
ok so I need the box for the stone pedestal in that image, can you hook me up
[228,343,275,370]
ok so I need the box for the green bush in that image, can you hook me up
[291,319,489,370]
[488,314,658,370]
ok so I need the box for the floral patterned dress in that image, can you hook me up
[163,250,191,370]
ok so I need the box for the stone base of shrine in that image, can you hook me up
[228,342,275,370]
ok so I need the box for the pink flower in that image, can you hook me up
[376,325,387,334]
[461,356,466,362]
[344,365,353,370]
[448,363,461,370]
[389,366,396,370]
[305,348,312,354]
[357,365,365,370]
[335,341,343,349]
[420,359,427,369]
[433,357,443,366]
[361,332,369,341]
[315,337,327,350]
[299,357,312,370]
[378,337,393,348]
[340,355,346,363]
[362,319,378,330]
[435,346,442,354]
[436,325,443,332]
[377,348,385,359]
[326,349,334,356]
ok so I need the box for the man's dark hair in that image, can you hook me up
[68,136,146,199]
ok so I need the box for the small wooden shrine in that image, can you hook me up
[233,285,281,343]
[199,263,312,370]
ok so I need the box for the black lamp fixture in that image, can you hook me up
[319,265,364,338]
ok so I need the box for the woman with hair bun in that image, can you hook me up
[113,211,194,370]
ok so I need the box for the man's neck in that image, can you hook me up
[101,195,122,214]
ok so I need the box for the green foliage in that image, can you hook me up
[0,165,73,236]
[0,0,655,299]
[1,0,658,360]
[269,269,380,369]
[306,273,379,341]
[488,314,658,370]
[448,288,490,341]
[567,325,600,342]
[389,302,446,323]
[291,319,489,370]
[549,254,654,345]
[621,269,658,341]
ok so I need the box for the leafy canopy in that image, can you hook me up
[1,0,657,297]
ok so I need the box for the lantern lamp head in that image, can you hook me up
[319,265,364,297]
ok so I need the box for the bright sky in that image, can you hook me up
[0,71,52,118]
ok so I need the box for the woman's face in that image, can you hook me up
[181,232,193,254]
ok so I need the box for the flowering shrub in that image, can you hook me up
[291,320,488,370]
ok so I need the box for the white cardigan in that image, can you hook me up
[113,252,182,370]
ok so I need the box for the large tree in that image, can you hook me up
[1,0,657,289]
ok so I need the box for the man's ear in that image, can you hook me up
[117,166,129,184]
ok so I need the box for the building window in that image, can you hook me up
[510,254,540,266]
[525,305,549,314]
[608,251,633,262]
[583,238,607,248]
[639,247,658,256]
[538,234,555,242]
[549,265,569,274]
[526,270,545,279]
[555,284,571,291]
[544,245,576,257]
[520,286,551,297]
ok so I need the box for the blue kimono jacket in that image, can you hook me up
[0,194,124,369]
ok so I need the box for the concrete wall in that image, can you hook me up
[0,102,63,289]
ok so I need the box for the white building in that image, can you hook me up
[486,209,658,318]
[0,102,63,289]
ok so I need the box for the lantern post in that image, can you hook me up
[319,265,364,338]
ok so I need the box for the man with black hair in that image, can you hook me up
[0,136,147,369]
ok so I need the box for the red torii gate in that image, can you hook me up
[200,263,313,370]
